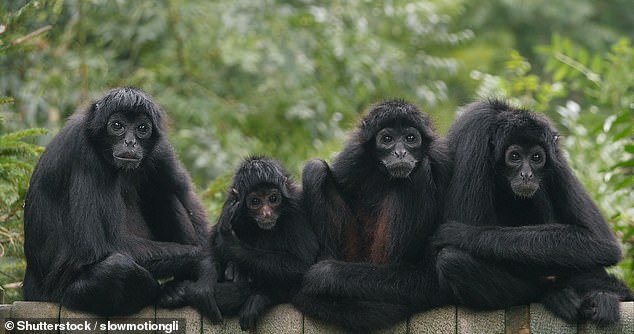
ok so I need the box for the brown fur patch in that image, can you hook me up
[368,209,390,263]
[342,219,365,262]
[340,200,392,263]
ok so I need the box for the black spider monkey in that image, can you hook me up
[23,87,216,317]
[210,156,319,330]
[293,100,450,332]
[434,100,633,325]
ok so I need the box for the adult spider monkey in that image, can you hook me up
[435,100,633,325]
[294,100,450,332]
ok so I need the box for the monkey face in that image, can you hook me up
[246,187,282,230]
[503,144,546,198]
[375,126,422,178]
[106,112,154,170]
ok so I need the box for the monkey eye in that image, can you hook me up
[269,194,279,204]
[111,121,123,131]
[510,152,521,162]
[250,197,261,206]
[405,134,416,142]
[382,135,393,144]
[137,124,148,133]
[531,153,542,162]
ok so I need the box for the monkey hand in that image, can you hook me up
[228,187,240,204]
[188,280,223,322]
[220,221,239,239]
[216,225,244,262]
[581,291,621,326]
[219,220,235,236]
[157,280,190,309]
[432,221,473,250]
[217,227,240,254]
[218,199,240,235]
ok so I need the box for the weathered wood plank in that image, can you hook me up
[408,306,456,334]
[107,306,155,334]
[457,308,504,334]
[505,305,529,334]
[9,302,59,334]
[59,306,107,334]
[0,304,12,334]
[583,301,634,334]
[529,303,577,334]
[303,315,347,334]
[201,316,243,334]
[3,301,634,333]
[156,306,201,334]
[257,304,302,334]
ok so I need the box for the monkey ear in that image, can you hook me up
[229,187,239,202]
[280,177,291,198]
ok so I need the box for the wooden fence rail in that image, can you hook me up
[0,301,632,333]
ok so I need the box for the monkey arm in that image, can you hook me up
[218,231,311,283]
[302,159,355,259]
[299,259,444,307]
[435,222,622,269]
[121,236,205,278]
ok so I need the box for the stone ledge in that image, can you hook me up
[0,301,632,333]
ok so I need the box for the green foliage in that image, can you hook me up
[1,0,471,188]
[0,126,46,211]
[0,101,45,303]
[448,0,634,108]
[0,0,49,303]
[473,37,634,287]
[454,0,634,62]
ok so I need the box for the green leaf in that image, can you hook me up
[0,97,15,105]
[0,128,47,142]
[612,159,634,169]
[590,56,603,73]
[553,65,570,81]
[612,175,634,190]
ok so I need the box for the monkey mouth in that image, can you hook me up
[256,219,277,230]
[385,161,416,178]
[511,182,539,198]
[114,156,142,162]
[255,214,279,230]
[114,152,142,161]
[113,153,142,169]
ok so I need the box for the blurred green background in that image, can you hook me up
[1,0,632,303]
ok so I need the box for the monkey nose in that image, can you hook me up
[262,208,272,218]
[394,150,408,159]
[520,172,533,180]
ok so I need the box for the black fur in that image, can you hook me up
[209,157,319,330]
[23,87,215,317]
[293,100,449,332]
[434,100,633,324]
